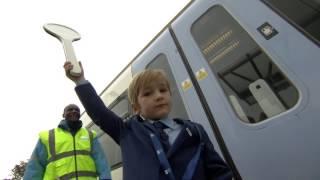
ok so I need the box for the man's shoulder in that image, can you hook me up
[38,128,56,143]
[84,128,98,138]
[39,128,55,134]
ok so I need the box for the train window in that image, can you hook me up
[98,133,122,168]
[86,92,130,169]
[147,54,189,120]
[109,94,131,119]
[82,113,104,136]
[191,5,299,123]
[100,93,130,168]
[262,0,320,45]
[86,122,122,168]
[84,67,132,172]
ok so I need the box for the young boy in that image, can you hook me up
[64,61,233,180]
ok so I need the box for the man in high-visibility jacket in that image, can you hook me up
[23,104,112,180]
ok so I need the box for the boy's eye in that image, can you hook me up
[160,88,168,93]
[143,92,151,96]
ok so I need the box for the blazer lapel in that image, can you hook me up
[142,121,157,134]
[132,116,158,147]
[167,123,191,158]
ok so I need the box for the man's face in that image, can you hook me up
[63,104,80,121]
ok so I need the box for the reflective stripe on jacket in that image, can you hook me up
[39,127,97,180]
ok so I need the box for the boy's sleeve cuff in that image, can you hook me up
[76,79,89,86]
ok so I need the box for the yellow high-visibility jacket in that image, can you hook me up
[39,127,97,180]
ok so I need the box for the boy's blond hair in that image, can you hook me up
[128,69,171,107]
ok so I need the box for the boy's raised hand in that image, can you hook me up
[63,61,85,83]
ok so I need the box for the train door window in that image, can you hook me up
[87,92,130,170]
[146,54,189,120]
[191,5,299,123]
[109,93,131,119]
[262,0,320,45]
[102,92,130,168]
[87,122,122,168]
[98,133,122,169]
[87,92,130,136]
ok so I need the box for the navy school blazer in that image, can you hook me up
[75,82,233,180]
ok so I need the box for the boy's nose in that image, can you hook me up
[155,91,163,99]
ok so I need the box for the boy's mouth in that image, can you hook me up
[155,104,168,108]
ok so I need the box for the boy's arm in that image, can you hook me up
[23,140,47,180]
[198,125,233,180]
[76,82,124,143]
[91,137,112,180]
[64,61,124,143]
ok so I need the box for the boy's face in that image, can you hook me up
[134,79,171,120]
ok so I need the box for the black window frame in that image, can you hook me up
[261,0,320,46]
[190,4,299,123]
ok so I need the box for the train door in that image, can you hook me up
[130,29,216,144]
[171,0,320,179]
[130,28,233,164]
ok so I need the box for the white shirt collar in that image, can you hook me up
[140,115,176,130]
